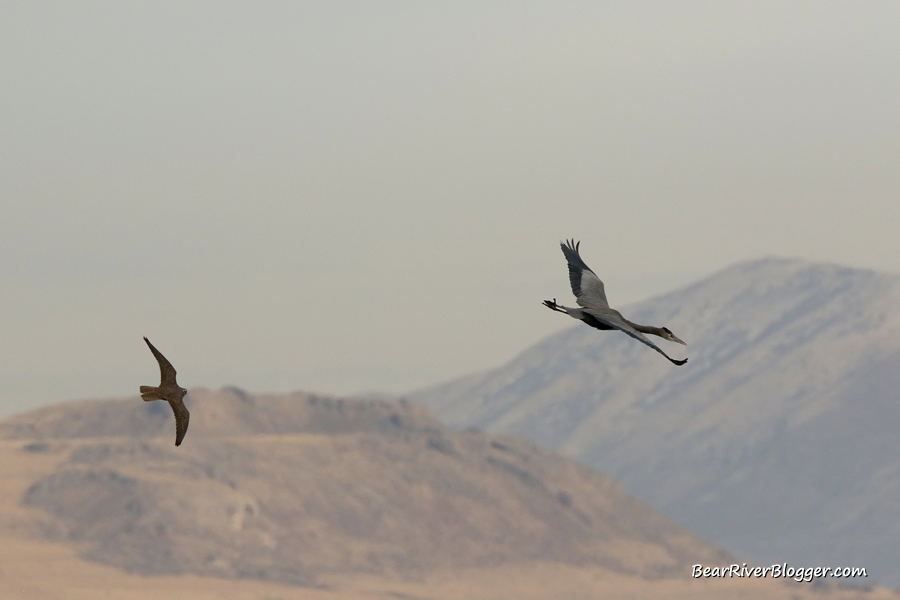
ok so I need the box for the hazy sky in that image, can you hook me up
[2,2,899,416]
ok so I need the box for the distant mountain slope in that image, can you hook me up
[410,257,900,587]
[2,388,732,587]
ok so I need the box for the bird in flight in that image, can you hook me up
[140,337,190,445]
[544,239,688,366]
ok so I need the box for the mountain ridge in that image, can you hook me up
[411,256,900,586]
[2,388,734,588]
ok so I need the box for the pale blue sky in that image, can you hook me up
[2,2,899,416]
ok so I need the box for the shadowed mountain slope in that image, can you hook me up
[2,388,733,587]
[411,257,900,587]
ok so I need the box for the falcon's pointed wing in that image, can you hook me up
[144,337,178,386]
[168,397,190,446]
[584,308,687,366]
[560,240,609,309]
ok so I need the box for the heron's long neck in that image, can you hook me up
[626,320,666,338]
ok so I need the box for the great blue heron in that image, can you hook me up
[140,337,190,445]
[544,240,688,366]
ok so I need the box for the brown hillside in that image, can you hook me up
[0,387,441,441]
[1,389,893,599]
[6,388,730,585]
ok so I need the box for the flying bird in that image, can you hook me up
[544,239,688,366]
[140,336,190,446]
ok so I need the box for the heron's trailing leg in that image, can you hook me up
[543,298,566,313]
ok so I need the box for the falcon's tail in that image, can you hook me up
[140,386,161,401]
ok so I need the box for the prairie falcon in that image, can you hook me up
[140,336,190,446]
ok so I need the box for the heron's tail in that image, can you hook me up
[140,386,161,401]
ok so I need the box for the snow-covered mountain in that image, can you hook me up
[411,257,900,586]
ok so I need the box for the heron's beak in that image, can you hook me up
[670,333,687,346]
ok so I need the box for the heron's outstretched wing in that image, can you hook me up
[168,397,190,446]
[561,240,609,309]
[584,308,687,366]
[144,337,178,386]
